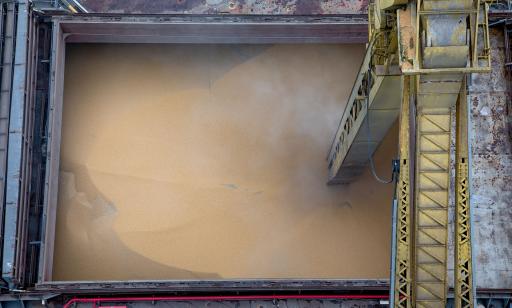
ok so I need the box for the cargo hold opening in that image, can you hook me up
[37,15,396,291]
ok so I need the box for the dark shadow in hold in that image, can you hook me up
[53,162,221,281]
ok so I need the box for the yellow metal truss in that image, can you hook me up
[367,0,489,306]
[393,76,473,308]
[415,107,451,308]
[394,76,413,308]
[455,79,474,308]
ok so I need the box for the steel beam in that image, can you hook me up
[3,0,30,287]
[454,78,474,308]
[393,75,413,308]
[39,18,64,284]
[0,4,16,273]
[35,279,389,294]
[3,0,39,288]
[327,40,402,184]
[53,14,368,44]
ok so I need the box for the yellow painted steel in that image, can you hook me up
[455,79,474,308]
[67,4,78,13]
[415,107,451,307]
[397,0,491,75]
[410,1,471,305]
[394,75,413,308]
[393,77,473,308]
[367,0,487,306]
[348,1,488,306]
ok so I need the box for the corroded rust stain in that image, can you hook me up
[80,0,368,14]
[468,28,512,289]
[397,6,415,71]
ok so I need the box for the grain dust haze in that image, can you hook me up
[53,44,397,281]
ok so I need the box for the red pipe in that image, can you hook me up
[63,294,389,308]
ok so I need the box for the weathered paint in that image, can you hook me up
[69,299,384,308]
[3,0,30,286]
[468,28,512,290]
[79,0,369,14]
[50,14,369,45]
[437,25,511,295]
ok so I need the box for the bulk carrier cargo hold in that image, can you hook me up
[0,0,510,307]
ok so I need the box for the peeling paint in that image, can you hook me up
[468,28,512,290]
[80,0,369,14]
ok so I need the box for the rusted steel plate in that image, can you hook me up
[79,0,369,15]
[52,14,369,44]
[468,28,512,290]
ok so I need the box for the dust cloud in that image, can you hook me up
[53,43,397,281]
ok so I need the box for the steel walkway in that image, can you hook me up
[327,43,401,184]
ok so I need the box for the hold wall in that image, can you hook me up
[79,0,369,14]
[469,28,512,290]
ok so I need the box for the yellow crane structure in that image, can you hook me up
[328,0,492,307]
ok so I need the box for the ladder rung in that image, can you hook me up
[418,220,448,225]
[419,112,451,116]
[420,169,448,173]
[423,167,448,172]
[417,261,444,265]
[416,280,445,284]
[418,225,447,230]
[419,131,450,135]
[418,10,477,15]
[420,180,448,189]
[417,206,448,210]
[419,150,449,154]
[417,244,446,248]
[418,224,447,229]
[420,152,449,156]
[419,188,448,192]
[418,205,448,210]
[419,170,448,173]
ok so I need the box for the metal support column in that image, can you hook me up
[394,75,414,308]
[0,4,17,270]
[454,78,474,308]
[3,0,34,287]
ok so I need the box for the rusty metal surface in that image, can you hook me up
[468,28,512,290]
[71,300,385,308]
[49,14,369,44]
[78,0,369,15]
[35,279,389,294]
[505,21,512,77]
